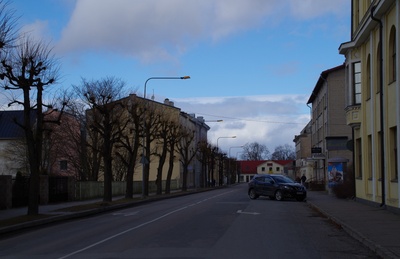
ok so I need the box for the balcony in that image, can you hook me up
[345,105,362,128]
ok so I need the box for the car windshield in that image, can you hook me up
[272,175,294,184]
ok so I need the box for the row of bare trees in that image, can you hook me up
[0,1,222,215]
[64,78,204,202]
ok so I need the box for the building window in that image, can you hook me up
[390,127,398,181]
[276,167,280,172]
[353,62,361,104]
[389,26,396,83]
[261,167,265,172]
[60,160,68,171]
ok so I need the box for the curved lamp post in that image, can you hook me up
[141,76,190,197]
[229,145,243,158]
[144,76,190,98]
[228,145,243,185]
[216,136,236,152]
[215,136,236,186]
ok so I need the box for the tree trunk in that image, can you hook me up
[165,144,175,194]
[156,144,167,195]
[182,165,188,191]
[103,115,113,202]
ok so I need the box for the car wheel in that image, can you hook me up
[249,189,259,199]
[275,190,283,201]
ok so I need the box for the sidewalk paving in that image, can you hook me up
[0,189,400,258]
[306,191,400,259]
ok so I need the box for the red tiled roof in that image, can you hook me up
[239,160,295,174]
[239,160,266,175]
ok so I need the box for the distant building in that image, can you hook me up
[0,110,36,177]
[239,160,295,182]
[293,122,313,182]
[43,110,81,179]
[306,64,353,190]
[85,94,210,190]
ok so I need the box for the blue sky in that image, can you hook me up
[4,0,350,154]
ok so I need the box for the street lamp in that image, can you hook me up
[141,76,190,198]
[229,145,244,158]
[236,151,244,183]
[227,145,244,185]
[205,120,223,122]
[216,136,236,152]
[144,76,190,98]
[215,136,236,186]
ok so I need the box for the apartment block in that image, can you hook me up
[339,0,399,210]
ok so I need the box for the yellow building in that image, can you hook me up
[86,94,210,192]
[339,0,399,210]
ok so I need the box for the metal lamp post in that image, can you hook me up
[141,76,190,197]
[228,145,243,184]
[144,76,190,98]
[216,136,236,151]
[216,136,236,186]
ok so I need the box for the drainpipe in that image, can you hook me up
[371,6,385,207]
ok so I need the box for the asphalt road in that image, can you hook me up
[0,184,377,259]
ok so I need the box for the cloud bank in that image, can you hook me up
[49,0,347,63]
[172,94,310,153]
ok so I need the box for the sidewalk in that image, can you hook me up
[307,191,400,259]
[1,189,400,258]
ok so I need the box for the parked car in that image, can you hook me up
[248,174,307,201]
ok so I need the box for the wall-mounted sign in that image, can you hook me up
[311,147,322,153]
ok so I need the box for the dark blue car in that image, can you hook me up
[248,174,307,201]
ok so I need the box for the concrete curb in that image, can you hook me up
[0,188,214,235]
[307,202,398,259]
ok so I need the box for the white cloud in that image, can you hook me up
[289,0,348,20]
[53,0,347,63]
[172,94,310,153]
[20,20,51,43]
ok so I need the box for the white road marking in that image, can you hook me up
[237,210,260,215]
[58,190,233,259]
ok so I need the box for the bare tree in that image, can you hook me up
[177,126,196,191]
[78,77,127,202]
[114,94,144,198]
[196,140,210,187]
[61,96,94,181]
[271,144,296,160]
[154,116,176,195]
[241,142,270,161]
[0,36,62,215]
[142,101,163,196]
[164,122,180,194]
[42,110,81,178]
[0,0,17,52]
